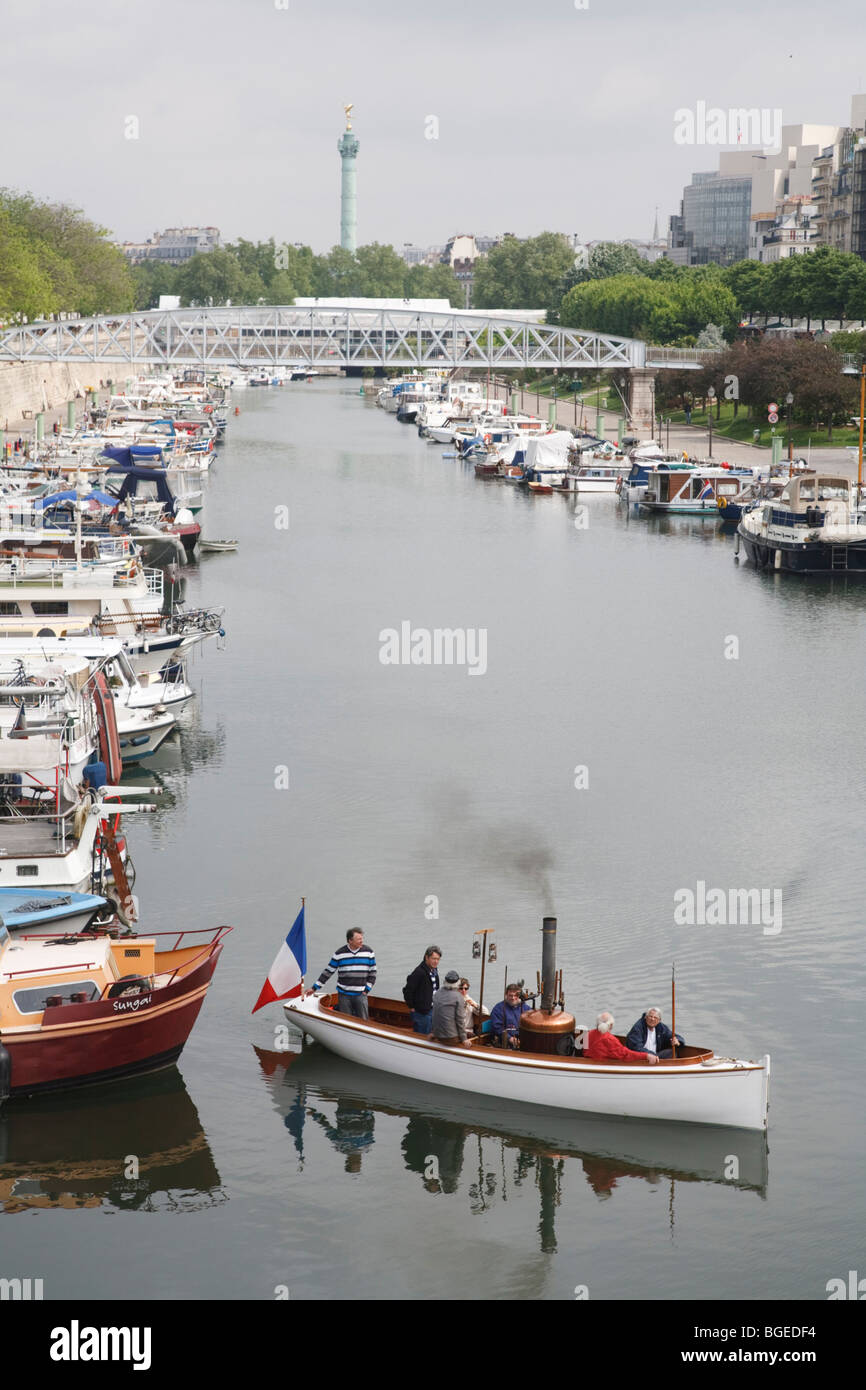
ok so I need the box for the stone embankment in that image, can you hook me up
[0,361,103,433]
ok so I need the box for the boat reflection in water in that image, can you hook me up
[0,1069,225,1214]
[254,1044,768,1248]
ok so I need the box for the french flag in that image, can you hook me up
[252,906,307,1013]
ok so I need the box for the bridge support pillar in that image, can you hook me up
[626,368,657,435]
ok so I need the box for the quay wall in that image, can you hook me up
[0,361,98,431]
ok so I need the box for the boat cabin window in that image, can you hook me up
[16,866,39,877]
[818,483,847,500]
[0,603,22,616]
[31,602,69,616]
[13,981,100,1014]
[797,482,816,502]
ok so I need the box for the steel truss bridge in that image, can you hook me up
[0,306,655,371]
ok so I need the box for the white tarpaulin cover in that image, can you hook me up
[524,432,573,470]
[0,735,60,772]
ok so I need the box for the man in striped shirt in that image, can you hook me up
[312,930,377,1020]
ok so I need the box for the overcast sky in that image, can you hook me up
[2,0,865,251]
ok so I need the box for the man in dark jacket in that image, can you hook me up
[626,1007,684,1059]
[403,946,442,1034]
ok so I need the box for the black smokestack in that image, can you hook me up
[541,916,557,1012]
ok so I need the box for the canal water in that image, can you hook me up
[1,379,863,1301]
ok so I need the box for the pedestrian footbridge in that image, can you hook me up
[0,306,666,371]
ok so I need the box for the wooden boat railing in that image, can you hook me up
[323,996,716,1066]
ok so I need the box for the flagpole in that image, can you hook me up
[671,962,677,1059]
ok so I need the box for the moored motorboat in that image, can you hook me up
[0,888,108,934]
[737,472,866,573]
[0,923,231,1102]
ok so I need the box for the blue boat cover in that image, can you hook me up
[36,490,119,509]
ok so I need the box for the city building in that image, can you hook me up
[440,233,481,307]
[751,197,818,261]
[677,170,754,265]
[120,227,222,265]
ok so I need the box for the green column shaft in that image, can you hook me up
[596,412,605,438]
[771,435,783,466]
[36,412,45,441]
[67,400,75,430]
[510,392,519,414]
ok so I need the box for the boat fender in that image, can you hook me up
[484,434,492,445]
[107,975,148,999]
[0,1041,10,1101]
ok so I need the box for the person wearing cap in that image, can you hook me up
[431,971,472,1047]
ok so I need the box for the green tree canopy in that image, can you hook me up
[473,232,575,313]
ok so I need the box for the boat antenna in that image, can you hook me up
[671,961,677,1059]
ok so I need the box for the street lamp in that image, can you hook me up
[786,392,794,466]
[618,376,630,429]
[707,386,716,459]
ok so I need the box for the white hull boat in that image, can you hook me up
[285,993,770,1131]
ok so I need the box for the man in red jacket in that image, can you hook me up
[585,1012,659,1064]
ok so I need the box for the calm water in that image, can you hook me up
[1,379,863,1301]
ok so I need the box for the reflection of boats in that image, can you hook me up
[0,1068,224,1212]
[0,924,230,1102]
[254,1044,768,1211]
[286,916,770,1132]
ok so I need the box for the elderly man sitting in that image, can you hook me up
[626,1007,684,1059]
[585,1012,659,1064]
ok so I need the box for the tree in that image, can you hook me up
[0,190,135,313]
[586,241,647,280]
[473,232,575,313]
[354,243,408,297]
[0,209,57,320]
[404,262,461,304]
[724,260,769,321]
[695,323,727,349]
[131,260,179,309]
[176,250,247,306]
[311,245,362,297]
